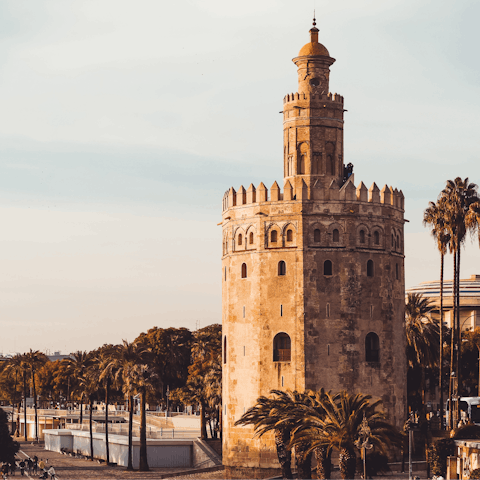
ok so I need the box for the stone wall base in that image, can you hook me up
[224,466,282,480]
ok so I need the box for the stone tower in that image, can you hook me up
[221,20,407,474]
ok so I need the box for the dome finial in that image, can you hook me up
[313,10,316,27]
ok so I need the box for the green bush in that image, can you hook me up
[470,468,480,479]
[427,438,455,477]
[452,424,480,440]
[356,451,390,476]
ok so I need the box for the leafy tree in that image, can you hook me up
[0,408,19,463]
[1,354,23,434]
[63,351,90,427]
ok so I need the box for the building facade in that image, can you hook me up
[221,22,407,472]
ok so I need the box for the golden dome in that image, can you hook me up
[298,42,329,57]
[298,25,330,57]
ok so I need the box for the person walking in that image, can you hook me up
[47,466,55,480]
[33,457,38,476]
[9,462,16,476]
[38,459,45,475]
[18,460,25,477]
[26,459,32,476]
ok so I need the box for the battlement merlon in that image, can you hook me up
[283,92,344,106]
[221,180,405,215]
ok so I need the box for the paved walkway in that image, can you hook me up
[13,442,202,479]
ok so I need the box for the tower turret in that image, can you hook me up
[283,19,346,194]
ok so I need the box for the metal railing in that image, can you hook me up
[68,423,200,439]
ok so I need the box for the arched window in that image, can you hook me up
[333,229,339,243]
[360,230,365,244]
[324,260,333,276]
[278,261,286,276]
[271,230,278,243]
[314,229,321,243]
[241,263,247,279]
[238,234,242,246]
[367,260,374,277]
[273,333,291,362]
[223,336,227,364]
[249,232,254,244]
[374,231,380,245]
[365,332,380,362]
[286,229,293,242]
[391,234,394,247]
[397,235,400,250]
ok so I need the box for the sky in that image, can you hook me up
[0,0,479,355]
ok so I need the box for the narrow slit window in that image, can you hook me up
[360,230,365,244]
[280,305,283,317]
[286,229,293,242]
[223,336,227,364]
[278,260,286,276]
[281,376,284,387]
[327,344,330,356]
[324,260,333,276]
[238,234,242,246]
[243,346,245,356]
[243,306,245,318]
[249,232,254,244]
[332,229,340,243]
[273,333,291,362]
[370,305,374,319]
[224,267,227,281]
[271,230,278,243]
[241,263,247,278]
[365,332,380,362]
[367,260,374,277]
[374,231,380,245]
[314,229,321,243]
[326,303,330,317]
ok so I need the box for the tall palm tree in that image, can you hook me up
[97,344,116,465]
[405,293,439,416]
[77,354,96,461]
[19,354,29,441]
[3,355,23,435]
[424,197,450,428]
[63,351,89,428]
[290,391,402,480]
[23,350,47,442]
[441,177,479,425]
[111,340,152,471]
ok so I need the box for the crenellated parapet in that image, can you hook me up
[283,91,344,105]
[222,179,404,212]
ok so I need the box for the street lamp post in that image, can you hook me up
[166,385,170,418]
[355,414,373,479]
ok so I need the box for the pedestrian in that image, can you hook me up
[38,459,45,473]
[1,463,8,478]
[9,462,15,476]
[33,457,38,475]
[47,466,55,480]
[26,459,32,475]
[18,460,25,477]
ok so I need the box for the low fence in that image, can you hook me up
[68,423,200,439]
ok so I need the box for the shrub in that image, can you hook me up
[0,408,19,463]
[452,424,480,440]
[356,451,390,476]
[428,438,455,477]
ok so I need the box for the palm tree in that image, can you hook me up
[235,390,319,480]
[424,197,450,428]
[19,354,29,441]
[77,355,96,461]
[97,344,116,465]
[63,351,89,428]
[441,177,479,425]
[23,350,47,442]
[405,293,439,416]
[2,355,23,435]
[290,391,402,480]
[111,340,152,471]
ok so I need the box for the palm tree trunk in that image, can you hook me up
[89,399,94,461]
[456,247,461,425]
[200,400,208,440]
[139,389,149,471]
[127,395,134,470]
[105,378,110,465]
[274,429,293,479]
[449,252,457,429]
[439,252,444,429]
[314,447,331,479]
[339,447,356,480]
[23,371,27,441]
[79,396,83,429]
[12,369,18,435]
[32,367,38,442]
[295,443,312,479]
